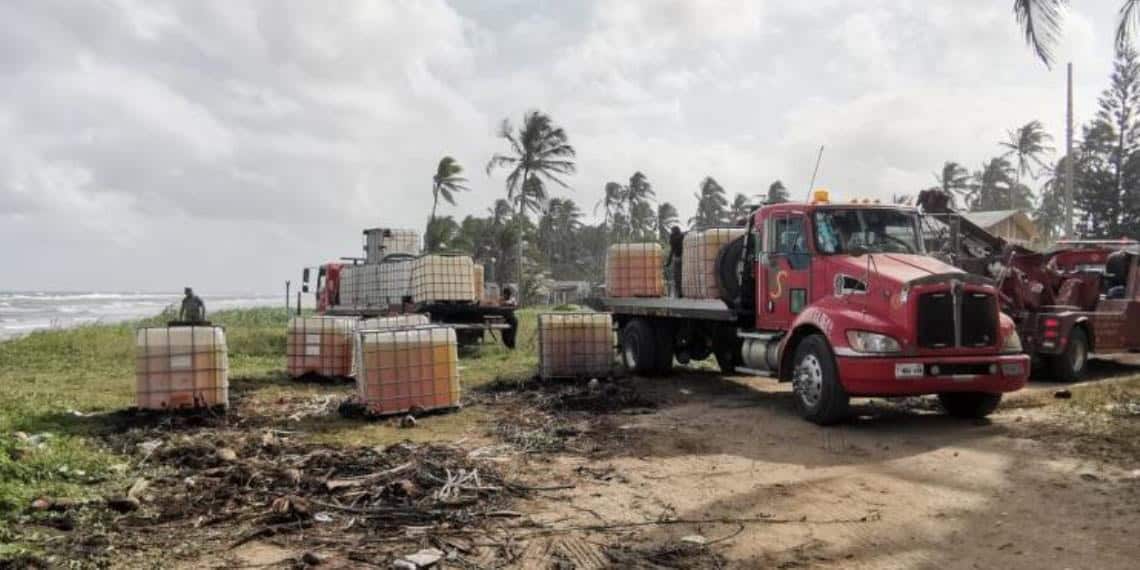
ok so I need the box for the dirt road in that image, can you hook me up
[31,360,1138,569]
[504,367,1140,569]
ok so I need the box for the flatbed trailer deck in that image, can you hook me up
[602,297,738,322]
[323,302,518,348]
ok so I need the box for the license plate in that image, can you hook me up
[895,363,923,379]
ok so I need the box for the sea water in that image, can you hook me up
[0,291,281,340]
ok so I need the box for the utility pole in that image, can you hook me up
[285,280,291,313]
[1065,62,1075,238]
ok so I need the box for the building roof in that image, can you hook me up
[962,210,1038,241]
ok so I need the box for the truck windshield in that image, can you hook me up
[814,209,922,255]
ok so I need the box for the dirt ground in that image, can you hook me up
[511,371,1140,569]
[13,358,1140,569]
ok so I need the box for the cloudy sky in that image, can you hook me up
[0,0,1118,293]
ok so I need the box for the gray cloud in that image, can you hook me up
[0,0,1120,292]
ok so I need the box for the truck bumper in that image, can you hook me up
[836,354,1029,397]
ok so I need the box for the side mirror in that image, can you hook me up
[302,285,310,293]
[848,245,869,258]
[302,268,311,284]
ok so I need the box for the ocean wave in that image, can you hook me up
[0,292,280,339]
[0,292,180,302]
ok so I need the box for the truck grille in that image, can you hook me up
[961,292,997,347]
[917,292,955,348]
[916,289,997,349]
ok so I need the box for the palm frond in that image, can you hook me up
[1014,0,1068,68]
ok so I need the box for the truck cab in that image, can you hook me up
[607,192,1030,425]
[306,263,344,313]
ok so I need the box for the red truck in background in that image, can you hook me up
[915,189,1140,382]
[996,240,1140,381]
[604,191,1030,425]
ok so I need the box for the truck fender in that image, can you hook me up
[777,301,892,382]
[777,322,828,382]
[1069,316,1093,352]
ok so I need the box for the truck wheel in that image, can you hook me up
[714,336,742,374]
[937,392,1002,418]
[653,324,675,373]
[621,319,659,375]
[791,335,849,425]
[714,349,737,374]
[1047,327,1088,383]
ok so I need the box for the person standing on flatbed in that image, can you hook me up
[178,287,207,324]
[664,226,685,298]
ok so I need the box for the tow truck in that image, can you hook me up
[605,190,1030,424]
[916,189,1140,381]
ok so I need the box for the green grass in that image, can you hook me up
[0,306,542,539]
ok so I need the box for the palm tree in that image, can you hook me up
[1015,0,1140,66]
[488,199,513,227]
[935,161,971,207]
[427,156,469,251]
[425,216,460,252]
[766,180,789,204]
[689,177,728,229]
[968,158,1030,211]
[629,201,656,241]
[1036,157,1073,243]
[486,110,576,290]
[595,181,626,235]
[656,202,679,242]
[1000,120,1054,209]
[730,193,751,222]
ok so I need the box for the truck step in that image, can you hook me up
[737,331,782,341]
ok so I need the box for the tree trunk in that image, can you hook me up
[427,185,439,252]
[517,168,529,302]
[1013,168,1019,210]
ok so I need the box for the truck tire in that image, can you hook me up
[1046,327,1088,383]
[937,392,1002,418]
[791,335,849,425]
[621,319,659,376]
[716,236,745,306]
[714,332,742,374]
[653,324,675,373]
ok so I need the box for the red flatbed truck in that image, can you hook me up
[604,192,1030,425]
[301,261,518,348]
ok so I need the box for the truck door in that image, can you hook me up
[758,212,812,330]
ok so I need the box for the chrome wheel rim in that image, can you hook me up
[794,354,824,408]
[624,342,638,370]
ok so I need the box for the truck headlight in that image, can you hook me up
[1001,330,1023,354]
[846,330,902,354]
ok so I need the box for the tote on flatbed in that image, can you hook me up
[681,228,745,299]
[605,243,664,298]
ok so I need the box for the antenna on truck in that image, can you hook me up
[804,145,825,202]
